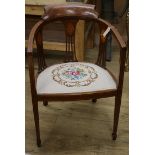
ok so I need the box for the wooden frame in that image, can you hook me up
[27,4,127,147]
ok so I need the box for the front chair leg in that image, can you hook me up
[32,99,41,147]
[112,95,122,140]
[43,100,48,106]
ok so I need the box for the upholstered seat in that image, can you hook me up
[37,62,117,94]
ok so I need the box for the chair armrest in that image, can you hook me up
[110,25,127,94]
[98,18,126,49]
[98,19,127,94]
[27,20,44,96]
[27,20,44,54]
[110,26,127,50]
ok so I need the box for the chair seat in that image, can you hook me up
[37,62,117,94]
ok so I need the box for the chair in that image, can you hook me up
[27,4,127,147]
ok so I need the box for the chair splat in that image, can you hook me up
[64,19,78,62]
[96,26,111,68]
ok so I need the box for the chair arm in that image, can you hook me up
[110,26,127,50]
[98,19,127,94]
[98,18,126,49]
[110,24,127,94]
[27,20,44,96]
[27,20,44,54]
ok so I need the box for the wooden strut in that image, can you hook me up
[64,20,78,62]
[96,26,111,68]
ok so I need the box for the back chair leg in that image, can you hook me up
[112,95,122,140]
[43,100,48,106]
[32,99,41,147]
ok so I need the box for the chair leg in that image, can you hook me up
[112,96,121,140]
[43,100,48,106]
[92,99,97,103]
[32,99,41,147]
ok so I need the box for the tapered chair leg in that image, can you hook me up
[43,100,48,106]
[112,96,122,140]
[32,99,41,147]
[92,99,97,103]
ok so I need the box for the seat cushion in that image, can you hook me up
[36,62,116,94]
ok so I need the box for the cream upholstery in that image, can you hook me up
[37,62,116,94]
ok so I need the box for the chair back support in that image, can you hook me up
[27,4,126,95]
[41,4,100,63]
[34,4,113,69]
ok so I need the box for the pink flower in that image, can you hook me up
[66,70,81,76]
[76,71,80,75]
[72,72,76,75]
[72,71,80,76]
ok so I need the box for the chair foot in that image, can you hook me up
[32,100,41,147]
[125,65,129,72]
[112,96,121,141]
[92,99,97,103]
[112,133,117,140]
[37,139,42,147]
[43,101,48,106]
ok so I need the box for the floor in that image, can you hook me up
[25,14,128,155]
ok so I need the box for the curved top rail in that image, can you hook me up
[42,3,98,21]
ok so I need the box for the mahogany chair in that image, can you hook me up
[27,4,127,147]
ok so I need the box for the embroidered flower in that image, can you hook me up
[62,67,87,80]
[52,63,98,87]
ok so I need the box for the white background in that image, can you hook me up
[0,0,155,154]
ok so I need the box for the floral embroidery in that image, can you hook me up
[51,63,98,87]
[62,67,87,80]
